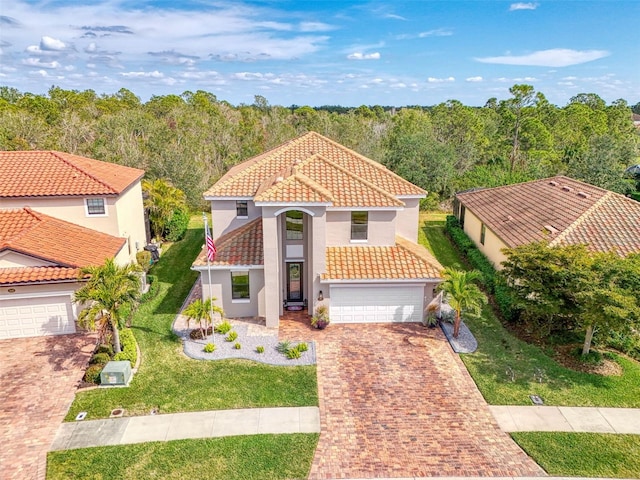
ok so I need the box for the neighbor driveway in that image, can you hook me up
[0,334,95,480]
[280,318,545,478]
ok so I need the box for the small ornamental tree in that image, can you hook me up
[142,178,187,241]
[183,298,224,339]
[438,268,487,338]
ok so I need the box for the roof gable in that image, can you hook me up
[0,150,144,197]
[0,208,125,269]
[204,132,425,207]
[457,176,640,254]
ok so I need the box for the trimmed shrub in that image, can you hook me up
[276,340,292,354]
[164,207,190,242]
[136,251,152,272]
[90,353,111,365]
[113,328,138,367]
[225,331,238,342]
[445,215,516,321]
[256,346,265,354]
[140,275,159,303]
[203,343,216,353]
[83,365,103,384]
[96,344,114,356]
[296,342,308,352]
[286,346,302,359]
[233,342,241,349]
[215,320,232,334]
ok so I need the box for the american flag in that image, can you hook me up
[206,226,217,262]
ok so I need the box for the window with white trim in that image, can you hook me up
[231,271,250,300]
[85,198,106,216]
[236,201,248,218]
[350,211,368,241]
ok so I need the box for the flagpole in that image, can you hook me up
[202,213,215,336]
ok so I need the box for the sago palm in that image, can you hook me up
[439,268,487,338]
[183,297,224,339]
[73,258,141,353]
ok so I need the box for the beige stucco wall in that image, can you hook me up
[396,198,421,242]
[210,200,262,238]
[0,251,56,268]
[200,269,265,319]
[114,183,147,263]
[325,210,397,246]
[462,209,509,269]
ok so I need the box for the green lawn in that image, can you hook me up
[419,212,640,407]
[65,216,318,421]
[512,432,640,477]
[47,434,318,480]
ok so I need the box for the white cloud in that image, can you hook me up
[41,35,66,51]
[120,70,164,78]
[466,76,483,82]
[385,13,406,20]
[418,28,453,38]
[427,76,455,83]
[476,49,609,67]
[299,22,333,32]
[390,82,407,88]
[509,2,539,10]
[347,52,380,60]
[22,58,61,69]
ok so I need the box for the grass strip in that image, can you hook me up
[512,432,640,478]
[47,434,319,480]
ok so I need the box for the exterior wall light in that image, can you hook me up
[317,290,324,301]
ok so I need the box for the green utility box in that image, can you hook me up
[100,361,132,387]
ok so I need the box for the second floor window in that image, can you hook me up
[351,211,368,241]
[236,200,248,218]
[85,198,106,216]
[286,211,304,240]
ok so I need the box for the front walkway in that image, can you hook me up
[280,317,546,478]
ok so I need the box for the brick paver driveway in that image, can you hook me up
[281,316,545,479]
[0,334,94,480]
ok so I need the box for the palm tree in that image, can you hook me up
[73,258,141,353]
[438,268,487,338]
[142,178,187,241]
[183,298,224,339]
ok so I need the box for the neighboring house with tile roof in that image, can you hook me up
[193,132,443,328]
[0,208,127,338]
[454,175,640,269]
[0,151,147,339]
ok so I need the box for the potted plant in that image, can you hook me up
[311,304,330,330]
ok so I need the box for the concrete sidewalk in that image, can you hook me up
[491,405,640,433]
[50,406,320,451]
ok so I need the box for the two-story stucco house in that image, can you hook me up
[192,132,443,328]
[0,151,147,338]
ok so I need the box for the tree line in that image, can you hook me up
[1,85,638,208]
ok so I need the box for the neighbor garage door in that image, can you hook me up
[330,285,424,323]
[0,296,75,339]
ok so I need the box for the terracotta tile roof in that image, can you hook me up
[457,175,640,255]
[0,208,125,284]
[192,217,264,267]
[0,266,80,284]
[204,132,425,206]
[323,236,443,281]
[0,150,144,197]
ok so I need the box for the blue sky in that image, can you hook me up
[1,1,638,107]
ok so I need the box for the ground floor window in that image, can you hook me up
[231,271,250,300]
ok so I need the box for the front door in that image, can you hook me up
[287,262,303,303]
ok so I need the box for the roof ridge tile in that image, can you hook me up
[549,191,613,247]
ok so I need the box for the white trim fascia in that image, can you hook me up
[255,202,331,207]
[320,278,440,284]
[397,194,427,199]
[273,206,318,217]
[0,289,77,300]
[191,265,264,272]
[204,196,253,201]
[327,206,402,211]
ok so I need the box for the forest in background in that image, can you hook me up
[1,84,638,208]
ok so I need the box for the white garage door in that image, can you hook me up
[0,296,75,339]
[330,285,424,324]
